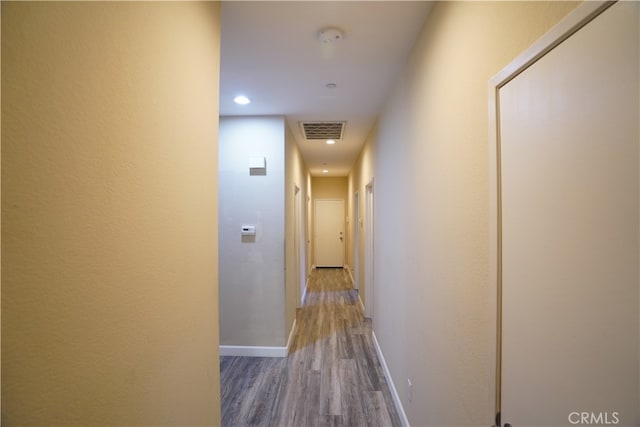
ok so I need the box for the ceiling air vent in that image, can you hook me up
[299,121,346,141]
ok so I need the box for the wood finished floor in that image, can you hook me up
[220,268,401,427]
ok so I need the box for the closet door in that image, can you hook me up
[496,2,639,426]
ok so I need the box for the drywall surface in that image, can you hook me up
[219,116,286,347]
[1,2,221,425]
[370,1,579,425]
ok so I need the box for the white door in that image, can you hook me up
[315,199,345,267]
[493,2,639,426]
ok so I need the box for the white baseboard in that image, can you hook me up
[372,331,410,427]
[221,317,298,358]
[219,345,288,358]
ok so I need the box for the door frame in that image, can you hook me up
[353,191,360,290]
[364,180,374,319]
[294,185,305,305]
[487,2,613,425]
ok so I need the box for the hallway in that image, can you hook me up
[220,268,401,426]
[7,2,634,425]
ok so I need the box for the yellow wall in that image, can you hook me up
[310,177,348,267]
[312,176,349,200]
[349,1,580,425]
[1,2,221,425]
[346,126,375,304]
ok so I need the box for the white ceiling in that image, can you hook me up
[220,1,433,176]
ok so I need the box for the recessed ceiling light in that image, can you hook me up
[326,83,337,89]
[322,169,329,174]
[233,95,251,105]
[326,139,336,145]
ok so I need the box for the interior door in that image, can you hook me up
[315,199,345,267]
[497,2,639,426]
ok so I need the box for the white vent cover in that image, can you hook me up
[299,121,345,140]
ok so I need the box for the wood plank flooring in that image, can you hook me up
[220,268,401,427]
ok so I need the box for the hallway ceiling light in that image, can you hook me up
[322,169,329,173]
[233,95,251,105]
[326,139,336,145]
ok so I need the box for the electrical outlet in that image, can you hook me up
[407,379,413,403]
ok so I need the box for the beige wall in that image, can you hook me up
[1,2,221,425]
[346,126,376,303]
[310,177,348,268]
[349,1,580,425]
[285,125,310,334]
[311,176,349,199]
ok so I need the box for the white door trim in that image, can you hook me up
[364,180,374,319]
[488,2,614,425]
[294,185,305,305]
[353,191,360,290]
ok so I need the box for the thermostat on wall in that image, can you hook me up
[241,225,256,236]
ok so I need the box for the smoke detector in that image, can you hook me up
[318,27,344,44]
